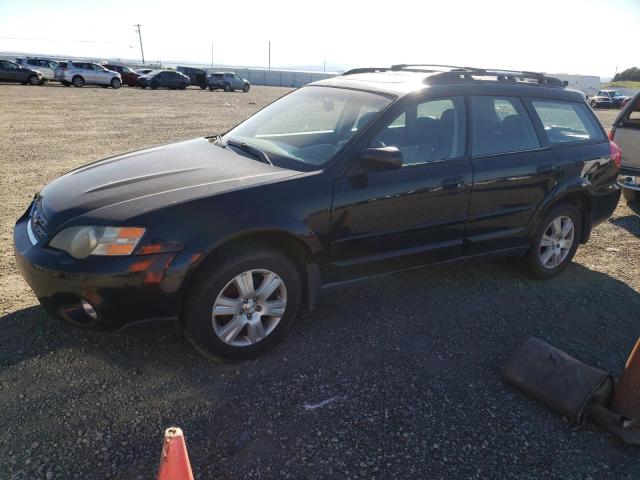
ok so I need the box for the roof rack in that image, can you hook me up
[341,67,390,76]
[343,64,565,88]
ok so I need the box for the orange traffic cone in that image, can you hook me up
[157,427,195,480]
[610,338,640,422]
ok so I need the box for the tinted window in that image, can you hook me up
[370,97,466,166]
[471,96,539,156]
[532,100,605,144]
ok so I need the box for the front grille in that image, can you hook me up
[30,196,48,240]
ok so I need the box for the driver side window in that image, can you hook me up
[369,97,466,166]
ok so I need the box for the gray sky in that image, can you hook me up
[1,0,638,76]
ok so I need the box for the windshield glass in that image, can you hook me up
[221,86,393,168]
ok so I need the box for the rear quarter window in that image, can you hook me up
[532,100,605,144]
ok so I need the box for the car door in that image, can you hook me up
[464,95,556,254]
[328,96,473,282]
[0,60,12,81]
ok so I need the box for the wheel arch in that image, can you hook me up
[177,229,322,323]
[530,180,593,244]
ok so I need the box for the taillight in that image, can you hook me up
[610,141,622,169]
[608,127,616,141]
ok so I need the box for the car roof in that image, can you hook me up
[311,66,585,102]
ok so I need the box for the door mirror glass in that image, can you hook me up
[360,147,403,171]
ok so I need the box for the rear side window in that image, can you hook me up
[470,96,540,156]
[621,96,640,128]
[532,100,605,144]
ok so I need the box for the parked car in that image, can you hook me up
[54,61,121,88]
[177,66,207,89]
[207,72,250,92]
[102,64,140,87]
[610,91,640,204]
[135,68,153,75]
[137,70,190,90]
[590,89,630,109]
[0,59,43,85]
[15,57,58,81]
[13,65,622,360]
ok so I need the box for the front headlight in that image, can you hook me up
[49,226,145,259]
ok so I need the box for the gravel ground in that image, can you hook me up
[1,86,639,479]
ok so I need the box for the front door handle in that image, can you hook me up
[537,164,557,175]
[441,176,465,191]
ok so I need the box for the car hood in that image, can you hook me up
[39,137,301,233]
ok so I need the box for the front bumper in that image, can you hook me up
[13,216,197,333]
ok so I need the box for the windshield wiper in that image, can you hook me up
[224,138,272,165]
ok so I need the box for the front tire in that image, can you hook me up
[183,247,302,361]
[522,203,582,279]
[28,75,39,86]
[110,78,121,89]
[72,75,84,87]
[243,84,250,93]
[623,188,640,204]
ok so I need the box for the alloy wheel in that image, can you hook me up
[212,269,287,347]
[539,215,574,269]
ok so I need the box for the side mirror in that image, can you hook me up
[360,146,403,172]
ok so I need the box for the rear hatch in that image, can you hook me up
[611,92,640,172]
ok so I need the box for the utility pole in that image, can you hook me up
[323,58,326,73]
[133,24,145,65]
[211,43,214,69]
[268,40,271,71]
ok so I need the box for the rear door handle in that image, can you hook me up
[441,176,465,191]
[537,164,557,175]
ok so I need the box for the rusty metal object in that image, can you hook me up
[610,338,640,420]
[504,337,613,423]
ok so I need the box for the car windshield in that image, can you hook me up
[610,91,623,97]
[220,86,393,168]
[121,66,134,74]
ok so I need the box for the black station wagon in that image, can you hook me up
[14,64,622,360]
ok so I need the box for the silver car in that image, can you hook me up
[611,91,640,203]
[15,57,58,81]
[54,61,121,88]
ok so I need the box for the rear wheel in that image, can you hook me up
[183,247,302,361]
[522,203,582,279]
[72,75,84,87]
[110,78,121,89]
[623,188,640,204]
[179,83,187,90]
[200,84,207,90]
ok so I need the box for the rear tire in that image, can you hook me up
[183,247,302,361]
[623,188,640,204]
[72,76,84,87]
[522,203,582,280]
[179,83,187,90]
[110,78,121,89]
[200,84,207,90]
